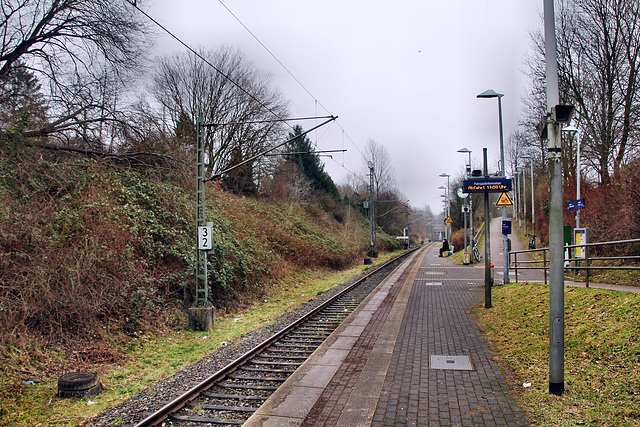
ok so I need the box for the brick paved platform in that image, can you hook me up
[245,244,529,426]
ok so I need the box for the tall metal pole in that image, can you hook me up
[405,202,410,249]
[467,151,474,264]
[479,91,509,282]
[457,148,472,261]
[576,131,581,228]
[530,163,535,237]
[447,175,451,241]
[514,171,519,223]
[545,0,565,396]
[463,195,468,259]
[195,117,209,307]
[497,96,510,284]
[190,117,216,331]
[483,148,492,308]
[522,166,527,236]
[368,162,377,257]
[439,173,451,240]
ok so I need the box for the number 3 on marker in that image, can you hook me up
[198,226,213,250]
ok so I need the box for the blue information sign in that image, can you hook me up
[502,220,512,235]
[463,177,512,193]
[567,198,586,211]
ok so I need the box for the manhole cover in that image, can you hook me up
[430,355,473,370]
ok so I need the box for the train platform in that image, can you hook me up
[245,243,529,426]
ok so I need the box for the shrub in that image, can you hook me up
[0,145,373,368]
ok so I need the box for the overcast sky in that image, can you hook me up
[147,0,544,212]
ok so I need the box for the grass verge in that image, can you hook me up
[0,251,402,427]
[474,281,640,426]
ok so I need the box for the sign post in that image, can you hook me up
[567,198,585,211]
[495,192,514,207]
[463,170,513,303]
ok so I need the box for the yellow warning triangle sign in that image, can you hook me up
[445,216,453,223]
[495,192,514,206]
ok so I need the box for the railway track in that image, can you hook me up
[134,249,415,426]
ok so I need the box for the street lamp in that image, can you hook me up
[517,167,523,228]
[523,155,536,247]
[563,125,581,228]
[521,154,532,236]
[439,193,447,240]
[457,147,472,176]
[514,168,520,223]
[477,89,509,284]
[439,173,451,240]
[457,147,473,264]
[477,90,505,175]
[516,166,524,225]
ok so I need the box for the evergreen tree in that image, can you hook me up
[222,145,256,195]
[0,62,47,132]
[285,125,339,199]
[174,111,195,142]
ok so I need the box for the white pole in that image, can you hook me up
[531,162,535,239]
[523,167,527,236]
[576,131,581,228]
[499,98,510,285]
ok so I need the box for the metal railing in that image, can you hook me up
[510,238,640,287]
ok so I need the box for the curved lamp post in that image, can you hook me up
[457,147,473,264]
[477,89,509,284]
[521,154,532,236]
[439,173,451,240]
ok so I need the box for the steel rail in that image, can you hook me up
[134,248,417,427]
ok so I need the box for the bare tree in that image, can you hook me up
[151,46,290,182]
[0,0,151,145]
[363,138,397,196]
[410,204,435,241]
[525,0,640,184]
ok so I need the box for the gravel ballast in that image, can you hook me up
[84,260,401,426]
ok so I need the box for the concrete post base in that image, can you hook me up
[188,305,216,331]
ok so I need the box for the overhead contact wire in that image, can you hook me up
[128,0,293,130]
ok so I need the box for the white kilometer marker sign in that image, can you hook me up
[198,225,213,250]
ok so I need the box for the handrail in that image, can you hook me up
[473,222,485,244]
[509,237,640,287]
